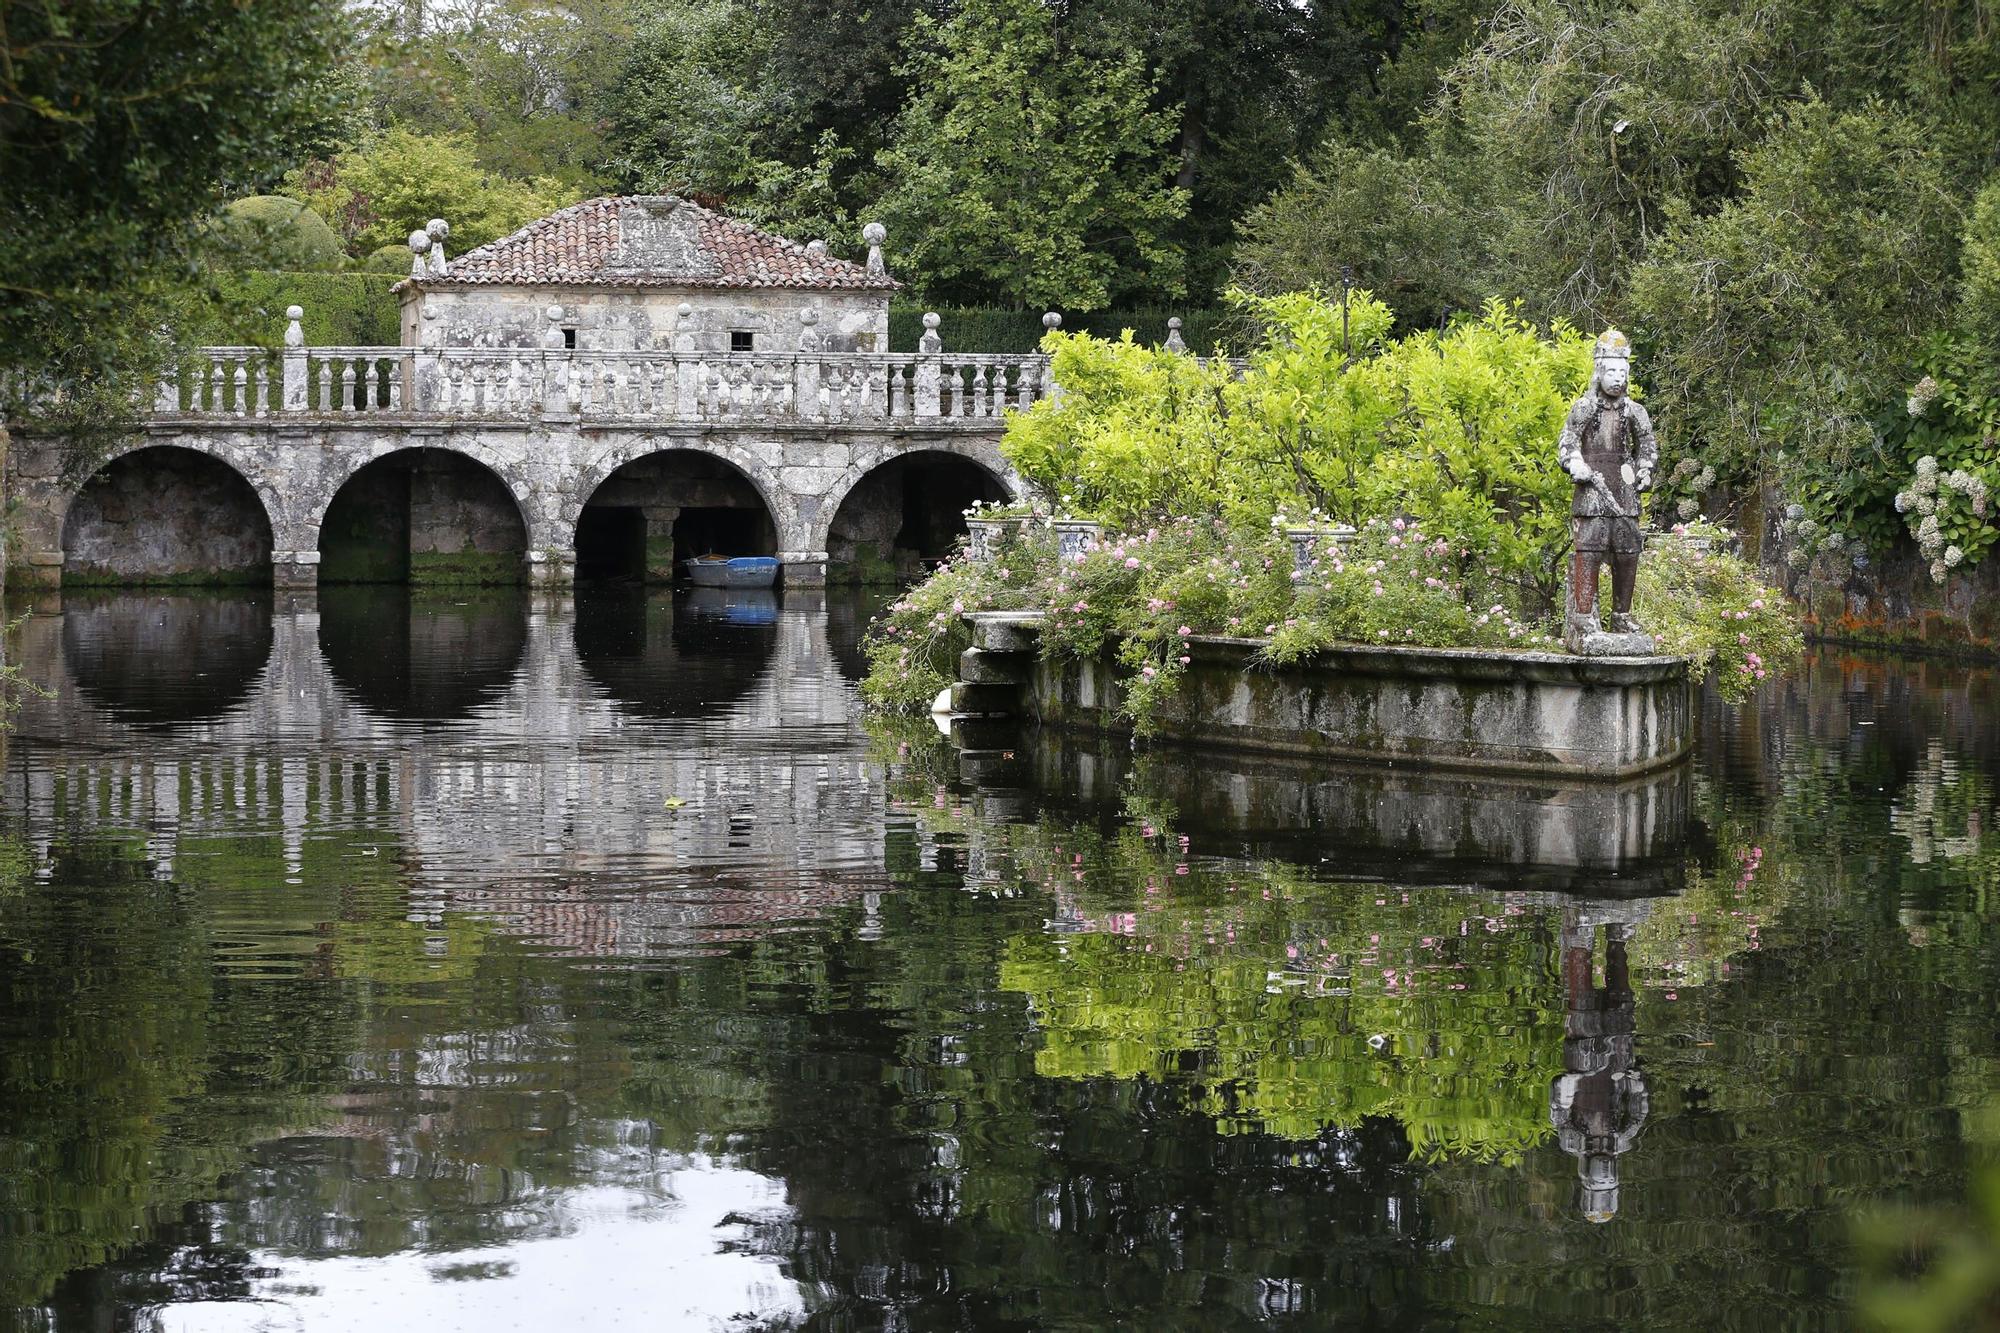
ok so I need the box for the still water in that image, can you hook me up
[1,588,1995,1331]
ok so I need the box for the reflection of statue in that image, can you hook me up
[1549,913,1649,1222]
[1559,330,1658,654]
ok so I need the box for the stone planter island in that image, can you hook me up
[952,612,1691,780]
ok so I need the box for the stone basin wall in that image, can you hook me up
[955,613,1692,779]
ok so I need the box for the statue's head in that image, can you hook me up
[1580,1151,1621,1223]
[1594,328,1631,399]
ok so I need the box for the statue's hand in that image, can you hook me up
[1636,469,1653,493]
[1566,456,1595,483]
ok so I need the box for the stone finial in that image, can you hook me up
[918,310,942,354]
[805,239,828,258]
[1042,312,1062,332]
[862,221,887,277]
[1164,316,1187,354]
[542,304,567,350]
[798,306,824,353]
[425,218,450,277]
[673,301,695,353]
[407,228,431,279]
[284,305,305,348]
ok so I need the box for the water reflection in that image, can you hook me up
[1,611,1996,1331]
[61,592,273,728]
[318,586,526,720]
[1552,906,1649,1223]
[573,585,777,719]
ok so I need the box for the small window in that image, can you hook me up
[730,330,755,353]
[562,327,577,350]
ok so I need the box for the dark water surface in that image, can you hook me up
[2,589,1995,1331]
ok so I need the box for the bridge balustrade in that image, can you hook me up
[143,346,1070,426]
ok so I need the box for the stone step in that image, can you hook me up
[967,612,1043,653]
[959,646,1033,685]
[951,680,1023,714]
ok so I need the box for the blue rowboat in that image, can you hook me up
[683,555,780,588]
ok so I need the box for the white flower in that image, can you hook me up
[1786,548,1809,569]
[1894,491,1913,513]
[1695,467,1716,490]
[1915,456,1940,489]
[1917,513,1942,546]
[1948,469,1976,494]
[1930,559,1948,584]
[1908,375,1940,415]
[1944,544,1964,568]
[1915,493,1938,516]
[1676,498,1700,520]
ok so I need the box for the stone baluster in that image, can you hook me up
[251,358,271,417]
[282,306,307,413]
[232,357,249,417]
[340,359,358,412]
[445,357,465,413]
[648,358,668,415]
[471,359,490,414]
[155,361,180,414]
[888,361,907,419]
[862,363,885,421]
[972,363,991,418]
[385,357,403,411]
[316,356,335,413]
[915,312,942,419]
[674,303,698,418]
[706,364,725,419]
[1015,359,1039,411]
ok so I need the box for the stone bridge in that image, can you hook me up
[7,337,1049,589]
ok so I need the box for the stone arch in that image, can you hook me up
[819,444,1016,584]
[314,446,531,585]
[568,444,785,583]
[60,444,278,585]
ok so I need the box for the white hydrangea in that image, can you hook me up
[1930,559,1948,584]
[1786,547,1809,569]
[1676,498,1699,520]
[1894,491,1913,513]
[1944,544,1964,568]
[1915,493,1938,516]
[1695,466,1716,490]
[1673,457,1698,479]
[1915,455,1940,490]
[1917,513,1942,547]
[1907,375,1940,416]
[1947,469,1976,494]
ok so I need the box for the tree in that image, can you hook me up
[285,128,578,258]
[875,0,1190,310]
[0,0,337,416]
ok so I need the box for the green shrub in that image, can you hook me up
[359,243,414,275]
[194,271,402,347]
[216,196,345,271]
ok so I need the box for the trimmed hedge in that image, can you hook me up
[196,271,403,347]
[888,305,1235,355]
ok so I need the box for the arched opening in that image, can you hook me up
[65,592,274,728]
[61,446,273,585]
[318,587,528,720]
[827,452,1008,585]
[573,450,777,583]
[318,449,527,585]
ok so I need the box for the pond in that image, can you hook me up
[1,588,1995,1331]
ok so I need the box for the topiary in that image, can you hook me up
[358,242,413,274]
[217,196,344,271]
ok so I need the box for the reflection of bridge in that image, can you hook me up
[2,592,896,953]
[7,338,1043,589]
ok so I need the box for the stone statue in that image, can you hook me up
[1559,329,1658,654]
[1550,910,1649,1223]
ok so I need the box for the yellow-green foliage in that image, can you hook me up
[1003,292,1590,602]
[287,128,579,257]
[994,818,1563,1159]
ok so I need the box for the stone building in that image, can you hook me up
[399,195,896,355]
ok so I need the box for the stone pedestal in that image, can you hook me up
[780,551,828,588]
[272,552,320,590]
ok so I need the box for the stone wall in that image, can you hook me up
[956,614,1692,779]
[60,446,272,584]
[405,285,891,355]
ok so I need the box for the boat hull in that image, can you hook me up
[683,557,781,589]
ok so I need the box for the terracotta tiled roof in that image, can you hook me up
[407,195,896,291]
